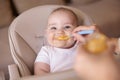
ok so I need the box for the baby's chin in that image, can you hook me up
[51,41,75,48]
[51,41,67,48]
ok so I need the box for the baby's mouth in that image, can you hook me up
[55,35,70,41]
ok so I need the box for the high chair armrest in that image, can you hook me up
[0,71,5,80]
[8,64,20,80]
[19,69,79,80]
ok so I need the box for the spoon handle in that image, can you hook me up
[77,30,94,35]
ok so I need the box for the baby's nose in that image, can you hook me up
[56,29,64,34]
[55,29,65,36]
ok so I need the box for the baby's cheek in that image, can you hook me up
[67,38,76,46]
[46,35,53,44]
[65,31,72,35]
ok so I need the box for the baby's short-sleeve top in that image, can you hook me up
[35,45,77,72]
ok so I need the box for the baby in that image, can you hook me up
[34,7,80,75]
[34,7,120,76]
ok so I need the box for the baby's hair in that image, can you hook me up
[51,7,79,26]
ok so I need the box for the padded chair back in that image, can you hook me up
[0,71,5,80]
[8,5,94,77]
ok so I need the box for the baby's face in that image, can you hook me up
[46,11,77,48]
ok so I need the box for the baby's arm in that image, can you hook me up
[34,46,50,75]
[34,62,50,75]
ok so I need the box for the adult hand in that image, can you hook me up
[72,25,97,43]
[73,25,120,80]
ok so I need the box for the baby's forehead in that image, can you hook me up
[50,10,76,17]
[48,10,78,23]
[47,8,79,25]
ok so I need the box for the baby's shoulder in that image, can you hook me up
[41,46,55,51]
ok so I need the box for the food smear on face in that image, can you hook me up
[56,35,70,41]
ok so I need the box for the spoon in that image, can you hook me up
[57,30,94,41]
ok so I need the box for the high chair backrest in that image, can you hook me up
[8,5,93,77]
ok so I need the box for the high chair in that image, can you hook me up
[8,5,93,80]
[0,71,5,80]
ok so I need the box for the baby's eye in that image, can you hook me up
[50,27,57,30]
[65,26,71,28]
[64,26,72,30]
